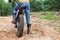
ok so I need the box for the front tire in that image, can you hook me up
[16,14,24,37]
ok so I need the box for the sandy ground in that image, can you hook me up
[0,15,60,40]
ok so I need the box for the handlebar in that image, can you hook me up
[9,0,17,5]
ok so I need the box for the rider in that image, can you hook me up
[9,0,31,34]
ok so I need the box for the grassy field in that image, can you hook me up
[31,12,60,20]
[31,12,60,33]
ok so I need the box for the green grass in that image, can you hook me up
[31,12,40,15]
[56,23,60,27]
[31,12,60,20]
[57,30,60,33]
[44,13,56,20]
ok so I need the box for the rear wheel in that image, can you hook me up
[16,14,24,37]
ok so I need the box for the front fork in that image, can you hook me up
[15,11,24,23]
[14,11,23,28]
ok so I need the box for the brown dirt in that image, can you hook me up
[0,15,60,40]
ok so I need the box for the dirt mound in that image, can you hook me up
[0,16,60,40]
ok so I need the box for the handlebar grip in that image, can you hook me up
[9,0,13,3]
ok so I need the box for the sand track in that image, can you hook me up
[0,16,60,40]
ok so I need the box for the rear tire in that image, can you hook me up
[16,14,24,37]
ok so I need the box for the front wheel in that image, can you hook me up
[16,14,24,37]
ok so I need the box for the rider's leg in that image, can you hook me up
[24,2,31,34]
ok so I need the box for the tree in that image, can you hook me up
[0,0,12,16]
[0,0,60,16]
[30,0,60,11]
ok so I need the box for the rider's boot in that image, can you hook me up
[27,24,31,34]
[13,13,17,28]
[12,13,16,24]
